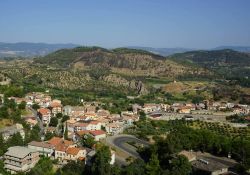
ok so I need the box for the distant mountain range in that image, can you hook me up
[129,46,250,56]
[127,46,193,56]
[0,42,78,57]
[0,42,249,57]
[213,46,250,53]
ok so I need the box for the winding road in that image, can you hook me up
[106,134,150,159]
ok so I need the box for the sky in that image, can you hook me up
[0,0,250,49]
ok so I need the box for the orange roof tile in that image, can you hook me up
[66,147,83,155]
[89,130,106,136]
[63,140,74,146]
[77,130,90,136]
[38,108,51,115]
[50,102,62,108]
[47,137,62,146]
[55,143,67,152]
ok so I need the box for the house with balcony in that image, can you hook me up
[105,123,124,135]
[4,146,40,174]
[38,108,51,125]
[89,130,107,141]
[50,100,62,116]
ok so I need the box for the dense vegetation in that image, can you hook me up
[170,49,250,66]
[169,49,250,87]
[126,119,250,174]
[2,47,250,104]
[0,98,41,156]
[2,119,248,175]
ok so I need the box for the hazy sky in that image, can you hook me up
[0,0,250,48]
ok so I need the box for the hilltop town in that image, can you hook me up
[0,89,249,175]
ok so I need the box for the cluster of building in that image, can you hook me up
[2,91,249,174]
[10,92,140,135]
[2,92,139,174]
[136,101,250,115]
[4,136,115,174]
[64,106,139,140]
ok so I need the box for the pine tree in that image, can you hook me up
[91,145,111,175]
[146,153,161,175]
[64,123,68,140]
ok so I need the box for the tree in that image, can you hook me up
[28,157,53,175]
[139,111,146,121]
[0,106,8,118]
[49,117,58,127]
[56,113,63,119]
[56,160,85,175]
[166,155,192,175]
[25,128,41,143]
[91,145,111,175]
[123,159,146,175]
[45,132,55,141]
[111,165,121,175]
[81,135,96,148]
[64,123,68,140]
[10,109,22,122]
[18,101,26,110]
[32,104,40,110]
[145,153,161,175]
[4,99,16,109]
[0,160,8,175]
[7,132,24,147]
[0,134,7,156]
[61,115,69,123]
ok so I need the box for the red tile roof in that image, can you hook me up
[77,130,90,136]
[75,122,89,127]
[48,137,74,152]
[66,147,84,155]
[89,130,106,136]
[28,141,54,149]
[63,140,74,146]
[50,102,62,108]
[38,108,51,115]
[55,143,67,152]
[47,137,62,146]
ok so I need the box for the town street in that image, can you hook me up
[28,107,45,138]
[106,134,150,159]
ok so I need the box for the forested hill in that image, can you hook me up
[167,49,250,83]
[34,47,210,78]
[168,49,250,66]
[34,47,165,67]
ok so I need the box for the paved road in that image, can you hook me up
[150,111,228,122]
[28,107,44,138]
[106,134,150,159]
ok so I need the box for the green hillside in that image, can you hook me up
[168,49,250,82]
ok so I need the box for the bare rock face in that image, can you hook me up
[129,80,148,95]
[0,73,11,85]
[102,74,149,95]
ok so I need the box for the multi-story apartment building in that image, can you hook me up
[38,108,51,125]
[4,146,39,174]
